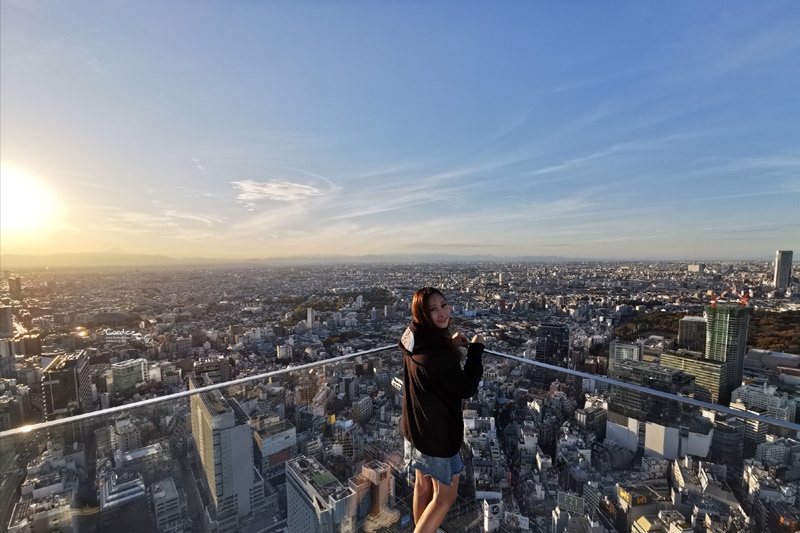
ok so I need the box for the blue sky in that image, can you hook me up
[1,1,799,261]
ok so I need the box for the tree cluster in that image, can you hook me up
[748,310,800,354]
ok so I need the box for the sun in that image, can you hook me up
[0,164,64,242]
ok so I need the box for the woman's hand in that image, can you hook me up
[452,331,469,347]
[471,334,485,345]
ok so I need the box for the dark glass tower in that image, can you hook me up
[774,250,793,289]
[678,316,706,353]
[535,324,570,366]
[533,323,570,389]
[41,350,94,420]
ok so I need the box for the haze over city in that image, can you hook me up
[1,2,799,265]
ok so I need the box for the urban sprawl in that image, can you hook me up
[0,254,798,533]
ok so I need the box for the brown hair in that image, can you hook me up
[411,287,458,352]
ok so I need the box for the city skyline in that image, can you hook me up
[1,2,799,262]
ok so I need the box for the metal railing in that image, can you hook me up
[3,344,799,438]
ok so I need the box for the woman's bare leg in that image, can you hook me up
[413,470,433,525]
[414,474,459,533]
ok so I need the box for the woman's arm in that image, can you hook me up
[433,337,485,399]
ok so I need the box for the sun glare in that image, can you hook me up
[0,164,64,241]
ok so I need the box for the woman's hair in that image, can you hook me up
[411,287,458,351]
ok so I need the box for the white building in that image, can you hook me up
[608,341,642,372]
[110,358,147,395]
[151,477,188,533]
[286,455,355,533]
[731,382,796,436]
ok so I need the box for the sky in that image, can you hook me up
[1,1,799,262]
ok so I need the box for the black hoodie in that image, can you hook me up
[399,321,484,458]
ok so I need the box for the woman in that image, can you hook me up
[399,287,485,533]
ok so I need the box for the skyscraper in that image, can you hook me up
[533,324,570,389]
[41,351,94,420]
[189,375,266,532]
[9,277,22,300]
[678,316,707,353]
[0,338,16,379]
[774,250,793,289]
[0,306,14,337]
[535,324,570,366]
[705,303,752,405]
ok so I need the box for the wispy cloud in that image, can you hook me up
[163,210,224,226]
[232,180,327,202]
[191,158,207,174]
[709,19,800,77]
[90,207,226,236]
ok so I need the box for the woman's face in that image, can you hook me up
[426,292,450,329]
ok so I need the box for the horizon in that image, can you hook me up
[2,2,799,261]
[0,248,790,271]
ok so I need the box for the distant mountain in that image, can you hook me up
[0,251,578,270]
[245,253,577,265]
[0,252,183,269]
[4,250,769,270]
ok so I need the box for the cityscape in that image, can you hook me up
[0,254,798,533]
[2,3,800,533]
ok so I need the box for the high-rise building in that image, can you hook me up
[535,324,570,366]
[755,434,800,467]
[0,306,14,338]
[110,358,147,395]
[0,338,16,378]
[9,277,22,300]
[151,477,189,533]
[254,420,297,477]
[730,399,769,455]
[731,382,796,437]
[533,323,570,388]
[286,455,355,533]
[575,404,607,442]
[661,351,727,405]
[41,351,94,419]
[608,340,642,373]
[705,303,752,405]
[608,360,694,425]
[707,413,745,466]
[678,316,706,353]
[99,472,154,532]
[193,356,231,384]
[774,250,793,289]
[189,375,266,532]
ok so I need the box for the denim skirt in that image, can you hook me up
[404,439,464,486]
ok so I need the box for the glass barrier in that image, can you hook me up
[2,346,799,533]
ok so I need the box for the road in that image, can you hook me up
[0,447,23,533]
